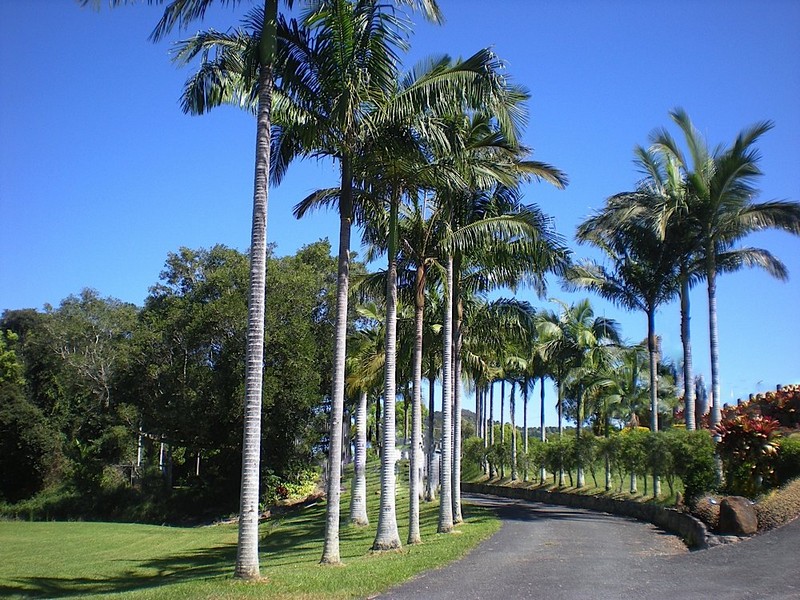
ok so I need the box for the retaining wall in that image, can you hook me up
[462,482,710,550]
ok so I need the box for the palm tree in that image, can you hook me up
[277,0,444,562]
[651,108,800,430]
[159,1,281,579]
[345,316,386,527]
[537,299,620,486]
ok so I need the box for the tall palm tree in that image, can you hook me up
[344,317,386,526]
[651,108,800,431]
[574,192,681,436]
[162,1,282,579]
[278,0,445,562]
[537,299,620,486]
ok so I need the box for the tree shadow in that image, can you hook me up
[2,542,237,598]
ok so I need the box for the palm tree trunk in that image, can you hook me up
[235,6,275,577]
[488,381,495,477]
[350,390,369,526]
[707,266,722,432]
[540,376,547,483]
[320,155,354,565]
[510,381,518,481]
[451,275,464,524]
[707,261,724,485]
[647,306,659,432]
[522,381,528,481]
[438,254,454,534]
[557,379,564,487]
[647,306,661,497]
[425,371,436,502]
[373,193,401,551]
[576,387,584,488]
[408,265,426,544]
[500,379,506,479]
[680,275,696,430]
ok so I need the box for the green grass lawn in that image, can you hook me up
[0,462,500,599]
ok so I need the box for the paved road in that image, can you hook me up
[377,493,800,600]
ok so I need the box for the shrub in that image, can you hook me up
[716,414,780,497]
[665,429,717,502]
[462,436,487,471]
[775,435,800,484]
[756,477,800,531]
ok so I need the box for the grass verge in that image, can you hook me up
[0,460,499,599]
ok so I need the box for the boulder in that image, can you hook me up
[718,496,758,535]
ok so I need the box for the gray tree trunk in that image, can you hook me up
[320,155,354,565]
[540,376,547,483]
[235,20,274,577]
[451,288,464,524]
[373,195,401,551]
[408,266,425,543]
[425,373,436,501]
[522,381,528,481]
[647,307,661,497]
[438,254,454,533]
[680,276,696,430]
[510,381,518,481]
[349,390,369,526]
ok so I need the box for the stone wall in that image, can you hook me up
[462,482,710,550]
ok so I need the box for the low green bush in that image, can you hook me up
[776,435,800,484]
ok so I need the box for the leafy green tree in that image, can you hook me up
[0,382,62,502]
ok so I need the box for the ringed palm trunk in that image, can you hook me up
[539,376,547,483]
[373,194,401,551]
[522,381,528,481]
[646,306,661,497]
[235,7,275,578]
[451,271,464,524]
[438,253,454,534]
[488,381,495,477]
[557,379,565,487]
[320,155,354,565]
[408,264,426,544]
[425,371,436,501]
[500,379,505,479]
[510,382,518,481]
[707,258,724,485]
[707,262,722,432]
[349,390,369,526]
[576,387,584,488]
[680,274,696,430]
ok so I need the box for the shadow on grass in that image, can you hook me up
[2,543,238,598]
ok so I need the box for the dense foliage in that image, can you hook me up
[0,241,346,520]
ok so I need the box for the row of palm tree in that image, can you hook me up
[93,0,800,581]
[168,0,568,569]
[572,110,800,435]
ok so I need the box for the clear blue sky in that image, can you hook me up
[1,0,798,419]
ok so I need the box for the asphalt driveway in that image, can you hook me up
[377,493,800,600]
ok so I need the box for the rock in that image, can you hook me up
[718,496,758,535]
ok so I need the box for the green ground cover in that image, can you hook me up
[0,462,500,599]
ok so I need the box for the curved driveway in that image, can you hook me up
[377,493,800,600]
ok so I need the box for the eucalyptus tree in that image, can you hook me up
[651,108,800,430]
